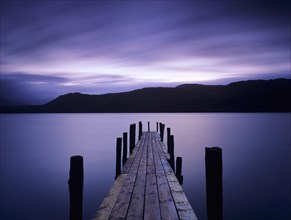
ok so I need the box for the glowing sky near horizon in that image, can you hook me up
[0,0,290,104]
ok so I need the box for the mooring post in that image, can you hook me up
[156,122,159,132]
[162,124,165,141]
[205,147,223,220]
[129,124,136,154]
[133,124,136,148]
[160,123,165,142]
[176,157,183,185]
[167,127,171,153]
[68,155,84,220]
[148,121,150,131]
[122,132,128,166]
[168,135,175,172]
[115,137,122,179]
[138,121,142,140]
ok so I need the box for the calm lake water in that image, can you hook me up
[0,113,290,220]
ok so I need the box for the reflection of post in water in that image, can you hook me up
[205,147,223,220]
[68,155,83,220]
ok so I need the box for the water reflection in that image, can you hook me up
[0,113,290,220]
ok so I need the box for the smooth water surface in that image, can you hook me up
[1,113,290,220]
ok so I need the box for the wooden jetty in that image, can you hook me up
[92,131,198,220]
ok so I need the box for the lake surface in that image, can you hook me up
[0,113,290,220]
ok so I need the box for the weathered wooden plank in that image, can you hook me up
[109,133,147,219]
[92,174,127,220]
[153,131,197,220]
[126,133,149,219]
[146,133,155,174]
[166,173,198,220]
[144,133,161,220]
[144,173,161,220]
[108,173,136,219]
[93,131,197,220]
[93,135,145,220]
[121,132,146,174]
[127,132,147,175]
[153,132,171,160]
[152,132,179,220]
[154,134,175,174]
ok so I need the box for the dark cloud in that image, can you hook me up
[1,73,68,83]
[2,0,288,63]
[0,72,140,104]
[0,73,70,104]
[1,0,290,104]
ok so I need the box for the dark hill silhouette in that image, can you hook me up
[1,78,290,113]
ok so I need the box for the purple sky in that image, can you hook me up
[1,0,290,105]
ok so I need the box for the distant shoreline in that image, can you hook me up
[1,78,290,113]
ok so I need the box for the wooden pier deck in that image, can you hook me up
[92,131,198,220]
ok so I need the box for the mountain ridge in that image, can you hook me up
[1,78,290,113]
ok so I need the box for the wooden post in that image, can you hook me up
[122,132,128,166]
[129,124,135,154]
[129,124,134,154]
[148,121,150,131]
[168,135,175,172]
[133,123,136,146]
[115,138,122,179]
[138,121,142,140]
[167,127,171,153]
[162,124,165,141]
[159,123,165,142]
[176,157,183,185]
[68,155,83,220]
[205,147,223,220]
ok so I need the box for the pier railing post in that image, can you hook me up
[130,124,136,154]
[167,127,171,153]
[159,123,165,142]
[130,124,133,153]
[162,124,165,141]
[122,132,128,166]
[115,138,122,179]
[168,135,175,172]
[205,147,223,220]
[176,157,183,185]
[138,121,142,140]
[68,155,84,220]
[133,123,136,144]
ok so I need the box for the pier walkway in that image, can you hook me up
[92,131,197,220]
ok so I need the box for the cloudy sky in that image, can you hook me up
[1,0,290,105]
